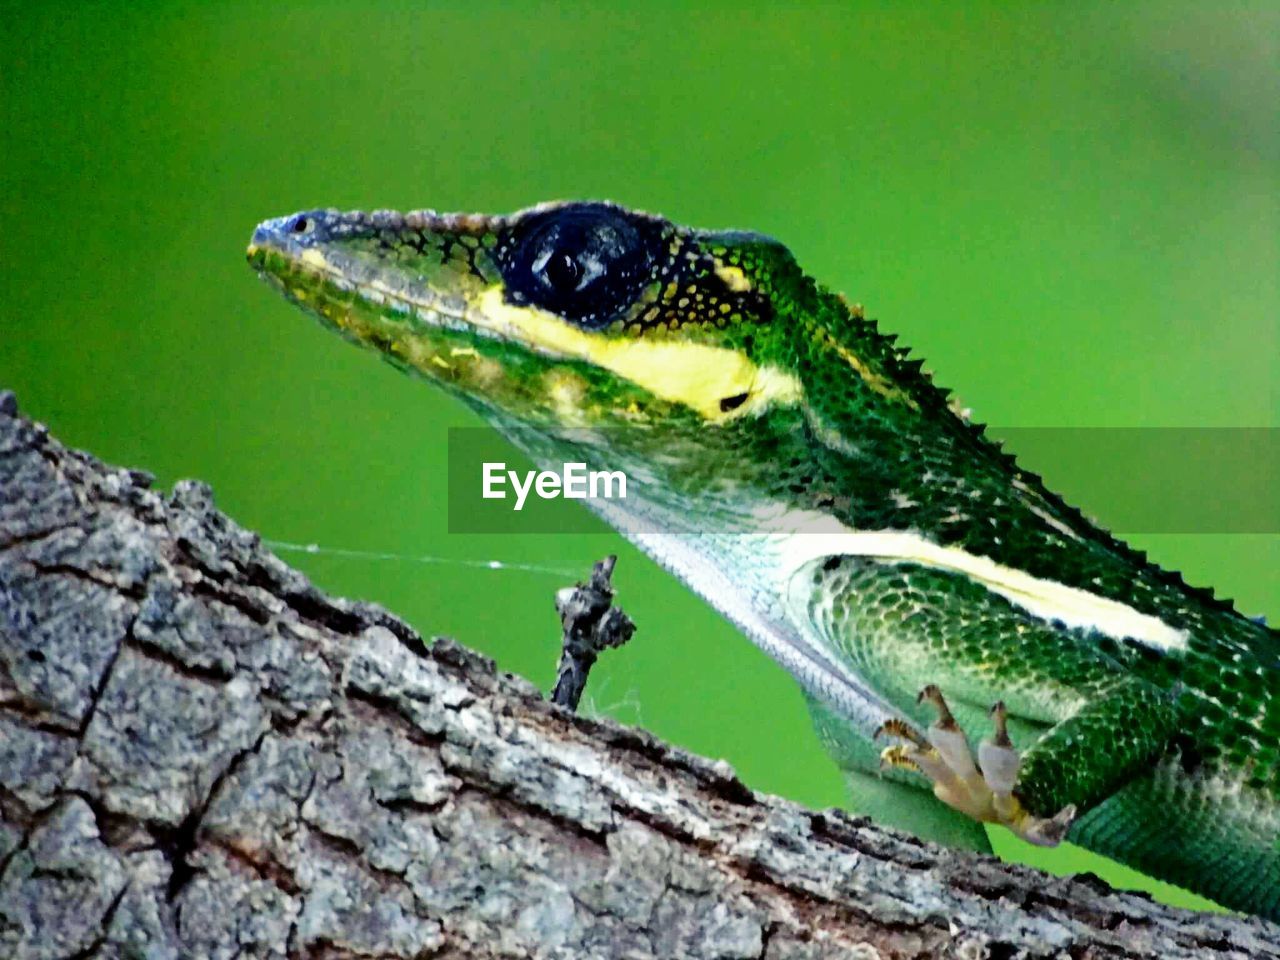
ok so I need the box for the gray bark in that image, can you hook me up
[0,389,1276,960]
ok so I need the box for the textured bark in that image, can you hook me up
[0,390,1276,960]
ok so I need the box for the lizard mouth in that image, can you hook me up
[245,213,536,416]
[247,211,483,337]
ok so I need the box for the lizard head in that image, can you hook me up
[247,200,1022,534]
[245,200,945,523]
[246,201,811,435]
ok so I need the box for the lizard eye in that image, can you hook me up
[498,203,663,329]
[539,250,586,294]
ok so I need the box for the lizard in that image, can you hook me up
[246,200,1279,919]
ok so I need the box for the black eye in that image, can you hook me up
[543,251,583,293]
[290,215,310,233]
[497,203,665,329]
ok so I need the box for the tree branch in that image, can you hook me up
[0,390,1275,959]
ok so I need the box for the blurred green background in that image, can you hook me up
[2,1,1275,912]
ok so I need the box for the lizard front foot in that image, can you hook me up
[875,684,1076,846]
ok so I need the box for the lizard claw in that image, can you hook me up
[875,718,928,746]
[879,685,1075,847]
[878,744,923,774]
[1020,804,1077,847]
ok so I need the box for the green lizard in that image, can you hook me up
[247,201,1279,919]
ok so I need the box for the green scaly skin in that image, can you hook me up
[247,201,1279,919]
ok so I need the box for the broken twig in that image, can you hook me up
[550,555,636,710]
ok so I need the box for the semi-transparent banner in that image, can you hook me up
[447,427,1279,535]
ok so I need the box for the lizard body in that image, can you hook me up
[248,201,1279,919]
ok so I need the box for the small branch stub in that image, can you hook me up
[550,554,636,711]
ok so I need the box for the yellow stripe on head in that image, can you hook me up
[472,288,801,421]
